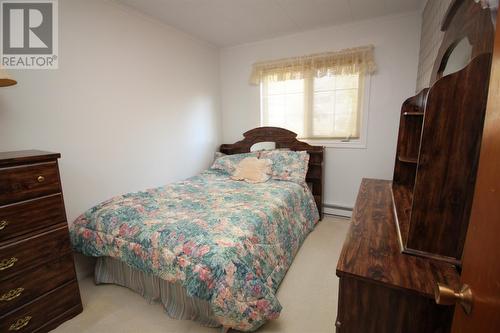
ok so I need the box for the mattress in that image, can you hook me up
[70,169,319,331]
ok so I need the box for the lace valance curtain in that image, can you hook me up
[249,45,376,85]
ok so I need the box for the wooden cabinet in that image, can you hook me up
[0,150,82,332]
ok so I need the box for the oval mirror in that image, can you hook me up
[442,38,473,76]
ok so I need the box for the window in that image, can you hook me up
[260,73,365,141]
[250,46,376,146]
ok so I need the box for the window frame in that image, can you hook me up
[260,74,371,149]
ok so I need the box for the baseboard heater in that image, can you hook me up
[323,203,353,218]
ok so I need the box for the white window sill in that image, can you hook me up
[302,139,367,149]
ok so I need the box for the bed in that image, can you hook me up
[70,127,324,332]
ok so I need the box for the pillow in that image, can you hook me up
[258,150,310,183]
[213,151,226,162]
[210,152,259,174]
[230,157,272,183]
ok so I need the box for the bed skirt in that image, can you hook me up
[94,257,221,328]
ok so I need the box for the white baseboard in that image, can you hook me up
[324,204,353,218]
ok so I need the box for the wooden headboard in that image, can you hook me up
[219,127,324,219]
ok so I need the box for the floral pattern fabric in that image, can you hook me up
[259,150,310,183]
[70,169,319,331]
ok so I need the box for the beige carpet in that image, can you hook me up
[54,216,350,333]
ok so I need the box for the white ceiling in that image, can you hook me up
[116,0,422,47]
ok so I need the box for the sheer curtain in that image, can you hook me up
[253,46,376,140]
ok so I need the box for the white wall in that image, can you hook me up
[0,0,221,275]
[416,0,453,91]
[220,12,421,211]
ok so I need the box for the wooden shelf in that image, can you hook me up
[403,111,424,116]
[398,156,418,164]
[392,48,492,264]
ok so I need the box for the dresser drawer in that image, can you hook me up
[0,225,71,281]
[0,254,76,314]
[0,162,61,206]
[0,280,81,332]
[0,194,66,243]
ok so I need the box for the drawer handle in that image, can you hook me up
[1,287,24,302]
[0,257,18,271]
[37,175,45,183]
[0,220,8,230]
[8,316,32,331]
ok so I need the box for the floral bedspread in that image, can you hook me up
[70,169,319,331]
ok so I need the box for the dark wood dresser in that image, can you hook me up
[336,2,496,332]
[0,150,82,332]
[336,179,460,333]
